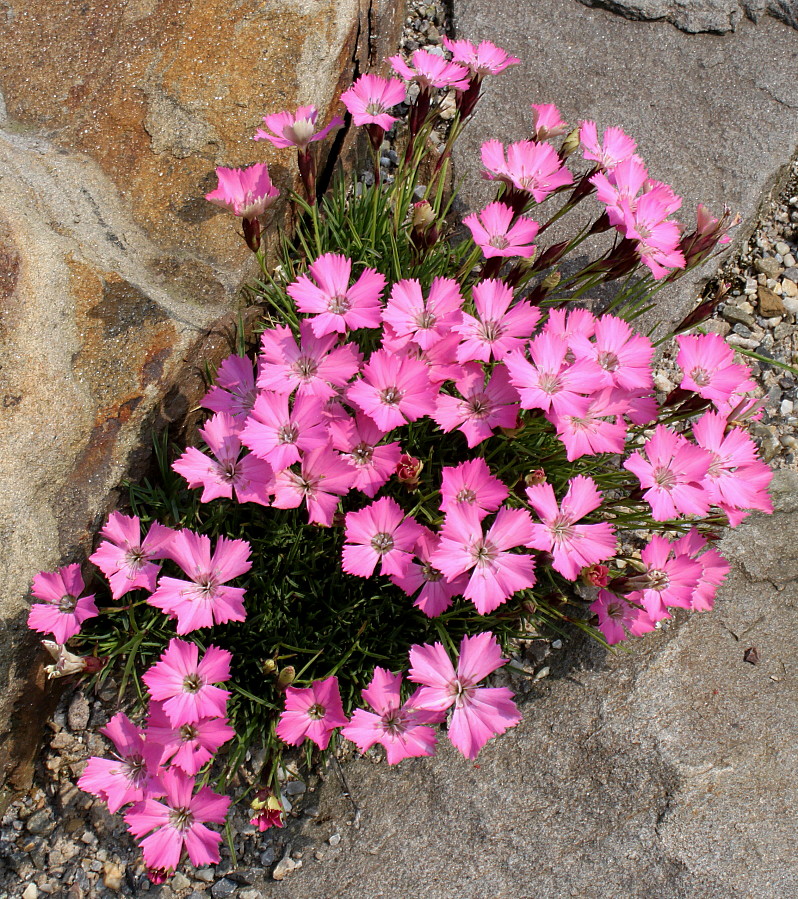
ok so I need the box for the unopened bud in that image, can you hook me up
[540,270,561,292]
[396,453,423,489]
[524,469,546,486]
[581,563,610,587]
[559,126,581,160]
[276,666,295,690]
[261,658,277,676]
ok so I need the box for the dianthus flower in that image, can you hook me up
[172,412,274,506]
[590,590,656,645]
[590,157,650,229]
[568,314,654,393]
[433,362,519,447]
[454,278,540,364]
[201,354,258,425]
[670,529,730,611]
[328,412,401,497]
[287,253,386,337]
[141,639,231,727]
[342,496,423,578]
[676,333,755,405]
[124,768,230,871]
[439,457,509,519]
[28,563,98,644]
[340,74,406,130]
[78,712,164,813]
[441,37,520,77]
[431,505,536,615]
[240,392,329,473]
[249,789,285,832]
[625,535,703,621]
[342,667,441,764]
[546,389,629,461]
[390,526,468,617]
[253,104,343,151]
[381,277,464,350]
[622,189,686,279]
[275,676,348,750]
[146,702,235,777]
[543,306,596,343]
[90,512,175,600]
[147,531,251,634]
[271,446,356,526]
[579,121,638,170]
[408,632,521,759]
[389,49,470,91]
[481,139,573,202]
[204,164,279,218]
[531,103,569,140]
[463,202,539,259]
[525,476,617,580]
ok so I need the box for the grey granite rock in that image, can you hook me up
[577,0,798,32]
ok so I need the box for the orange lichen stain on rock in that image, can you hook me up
[0,217,22,339]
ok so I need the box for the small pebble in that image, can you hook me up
[22,885,39,899]
[171,872,191,891]
[210,878,238,898]
[328,833,342,847]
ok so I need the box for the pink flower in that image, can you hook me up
[342,497,423,578]
[172,413,274,506]
[249,790,286,832]
[147,531,251,634]
[328,412,401,497]
[257,321,362,399]
[439,457,509,519]
[626,535,703,621]
[433,362,519,447]
[141,639,231,727]
[408,632,521,759]
[201,354,258,425]
[591,157,650,229]
[239,392,329,473]
[623,426,712,521]
[124,768,230,871]
[276,676,348,750]
[531,103,568,140]
[454,279,540,364]
[481,140,573,202]
[287,253,386,337]
[390,526,468,617]
[347,348,437,431]
[543,306,596,343]
[28,564,98,644]
[676,333,754,405]
[670,529,730,611]
[78,712,164,813]
[590,590,656,645]
[381,277,463,350]
[146,702,235,776]
[546,389,629,461]
[679,203,738,267]
[525,476,616,580]
[622,189,686,279]
[204,164,279,218]
[568,314,654,393]
[90,513,175,600]
[579,121,638,170]
[340,74,406,130]
[441,37,520,77]
[341,667,441,764]
[254,105,343,151]
[389,49,470,91]
[431,505,536,615]
[271,446,355,526]
[463,202,539,259]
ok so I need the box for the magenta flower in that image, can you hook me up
[463,202,539,259]
[390,526,468,617]
[624,426,712,521]
[347,348,438,431]
[433,362,519,447]
[272,446,355,526]
[287,253,386,337]
[28,564,98,644]
[125,768,230,872]
[240,391,329,473]
[431,505,536,615]
[381,277,464,351]
[340,74,406,130]
[408,632,521,759]
[204,164,279,218]
[146,702,235,777]
[670,529,730,611]
[389,49,470,91]
[172,413,274,506]
[249,790,285,832]
[342,497,423,578]
[676,333,754,405]
[141,639,231,727]
[147,530,251,634]
[590,590,656,645]
[543,306,596,343]
[254,105,343,151]
[622,189,686,279]
[531,103,568,140]
[201,354,258,425]
[454,279,540,364]
[276,676,348,750]
[78,712,164,813]
[568,314,654,393]
[525,476,617,580]
[342,667,441,764]
[546,389,629,461]
[591,157,650,229]
[579,121,638,170]
[626,535,703,621]
[90,512,175,600]
[481,139,573,202]
[439,457,509,519]
[441,37,520,77]
[328,412,401,497]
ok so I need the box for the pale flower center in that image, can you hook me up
[455,487,477,503]
[365,100,386,116]
[123,754,147,787]
[179,724,198,742]
[124,548,146,573]
[647,568,670,592]
[183,673,203,693]
[371,532,395,555]
[351,442,374,466]
[308,703,326,720]
[488,234,510,250]
[471,539,496,568]
[169,806,195,832]
[219,460,239,483]
[58,594,77,613]
[278,424,299,445]
[328,294,350,314]
[538,373,562,395]
[415,310,437,330]
[288,117,316,146]
[549,514,575,545]
[597,350,620,372]
[690,367,710,387]
[293,355,318,380]
[421,563,443,583]
[652,466,676,490]
[479,320,503,344]
[380,386,403,406]
[449,678,475,708]
[466,393,491,419]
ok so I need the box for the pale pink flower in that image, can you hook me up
[328,412,401,497]
[679,203,738,267]
[590,590,656,645]
[28,564,98,644]
[623,426,712,521]
[439,457,509,519]
[579,121,638,170]
[408,632,521,759]
[481,139,573,202]
[676,333,755,405]
[389,49,470,91]
[78,712,164,813]
[347,348,437,431]
[441,37,520,77]
[431,505,536,615]
[205,164,279,218]
[381,277,463,350]
[90,512,175,600]
[543,307,596,343]
[568,314,654,393]
[271,446,355,526]
[433,362,519,447]
[172,412,274,506]
[201,354,258,425]
[257,321,362,399]
[670,529,730,611]
[454,279,540,364]
[254,105,343,151]
[342,497,423,578]
[342,667,441,764]
[147,531,251,634]
[124,768,230,871]
[626,535,703,621]
[340,74,406,130]
[622,189,686,279]
[141,639,231,727]
[391,330,466,386]
[546,389,629,461]
[287,253,386,337]
[239,392,329,473]
[390,526,468,617]
[590,157,650,229]
[276,676,348,750]
[146,702,235,777]
[525,476,616,580]
[463,202,539,259]
[531,103,568,140]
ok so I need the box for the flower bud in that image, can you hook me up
[559,126,581,160]
[581,563,610,587]
[276,666,295,690]
[540,270,561,292]
[261,658,277,676]
[250,788,286,832]
[396,453,423,489]
[524,469,546,486]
